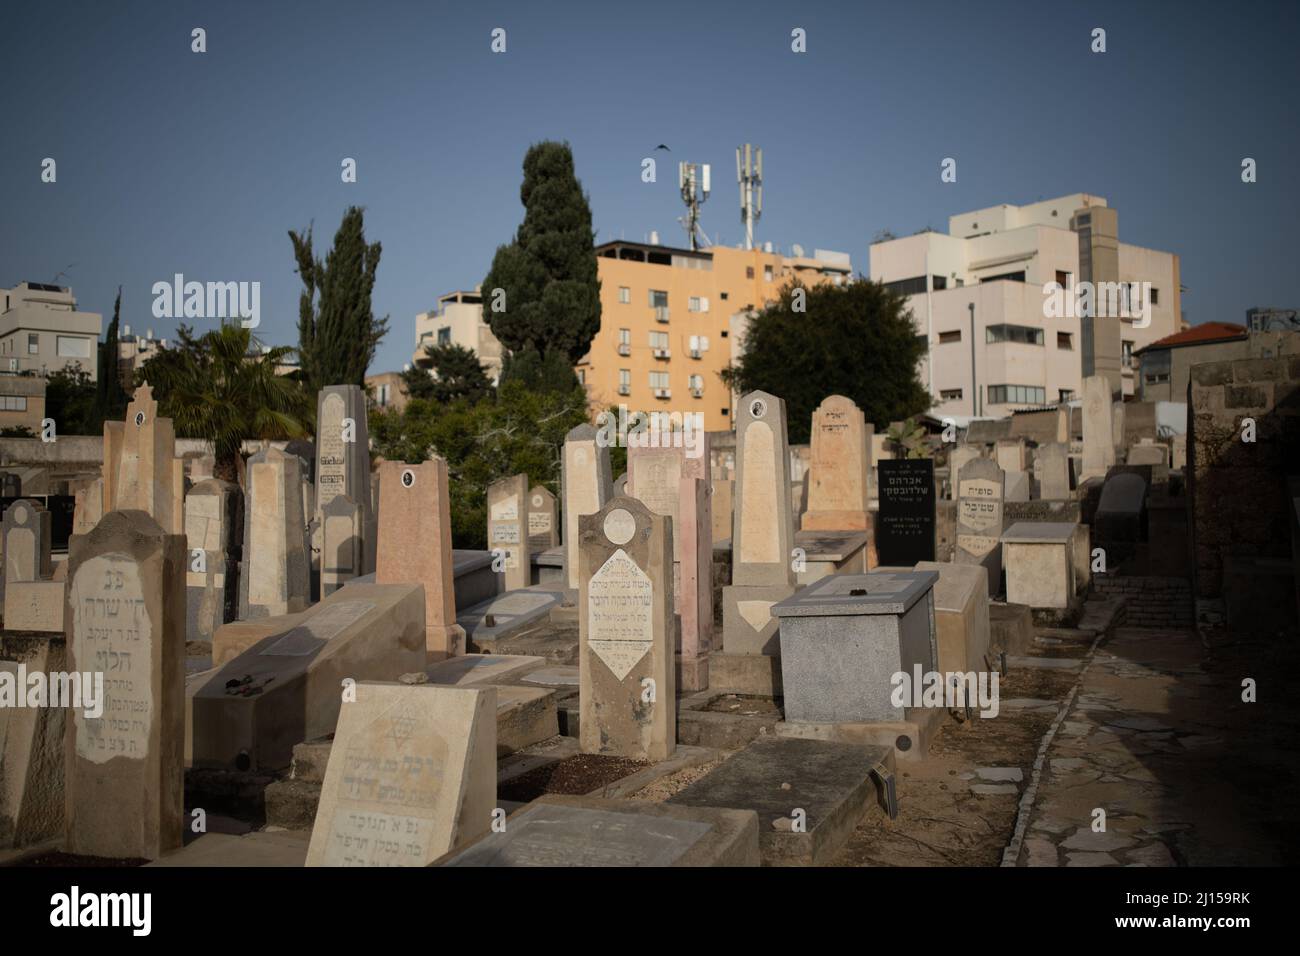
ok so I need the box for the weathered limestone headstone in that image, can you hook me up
[1004,470,1030,503]
[315,386,374,579]
[1055,404,1071,443]
[65,510,186,859]
[802,395,872,531]
[955,458,1006,596]
[375,459,464,658]
[102,421,124,513]
[526,485,559,552]
[239,446,310,620]
[1081,376,1115,479]
[0,637,67,847]
[1036,442,1070,500]
[1002,522,1078,609]
[722,392,796,656]
[947,446,980,500]
[627,434,713,691]
[305,682,496,867]
[995,438,1027,474]
[72,479,104,536]
[320,493,362,597]
[1111,402,1126,461]
[1,473,20,498]
[579,497,675,761]
[488,474,530,593]
[562,425,613,591]
[711,478,733,543]
[114,384,183,535]
[3,499,51,586]
[183,479,242,642]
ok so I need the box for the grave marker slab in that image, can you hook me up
[488,474,530,593]
[562,425,613,592]
[1036,443,1070,500]
[315,386,374,579]
[526,485,559,552]
[875,458,936,566]
[321,494,362,597]
[1001,522,1078,609]
[1081,376,1115,479]
[184,479,242,642]
[802,395,872,531]
[239,447,310,620]
[956,457,1006,596]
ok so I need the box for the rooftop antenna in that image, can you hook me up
[51,262,76,285]
[678,162,712,251]
[736,144,762,251]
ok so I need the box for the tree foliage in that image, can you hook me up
[722,279,931,444]
[370,379,589,549]
[482,142,601,381]
[291,206,389,394]
[45,365,102,436]
[136,323,313,482]
[400,343,495,405]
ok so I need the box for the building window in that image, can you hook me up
[987,384,1046,406]
[618,286,630,304]
[1145,372,1170,384]
[688,296,711,313]
[619,328,631,346]
[577,369,585,384]
[986,324,1044,346]
[649,371,669,389]
[763,266,773,282]
[0,396,28,411]
[1055,270,1071,288]
[721,407,729,416]
[377,384,391,406]
[883,276,928,297]
[1122,340,1134,368]
[938,330,962,345]
[437,327,451,345]
[932,275,947,291]
[1059,389,1075,402]
[689,374,704,395]
[619,369,631,390]
[649,290,669,308]
[720,330,729,338]
[57,335,92,358]
[1056,332,1073,350]
[1150,287,1159,305]
[746,267,754,279]
[939,388,963,401]
[649,331,669,350]
[720,292,729,301]
[981,270,1026,284]
[27,333,39,355]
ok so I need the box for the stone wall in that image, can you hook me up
[1092,575,1192,628]
[1187,353,1300,600]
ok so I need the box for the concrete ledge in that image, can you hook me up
[774,705,947,763]
[709,651,783,697]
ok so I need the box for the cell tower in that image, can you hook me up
[678,162,711,251]
[736,144,762,250]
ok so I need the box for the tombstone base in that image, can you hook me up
[722,584,796,655]
[774,705,949,763]
[708,651,783,697]
[426,622,467,661]
[676,652,709,693]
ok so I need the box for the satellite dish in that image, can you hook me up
[791,243,805,258]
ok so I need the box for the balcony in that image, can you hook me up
[690,387,703,398]
[652,348,671,360]
[617,384,630,396]
[653,388,672,400]
[689,349,702,359]
[617,343,631,356]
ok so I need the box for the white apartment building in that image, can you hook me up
[870,194,1182,420]
[0,281,102,380]
[412,287,503,385]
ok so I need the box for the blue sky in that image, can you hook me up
[2,0,1296,374]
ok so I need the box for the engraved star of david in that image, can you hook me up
[388,706,418,746]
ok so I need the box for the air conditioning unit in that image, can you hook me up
[654,388,671,399]
[653,348,670,359]
[654,306,670,323]
[617,385,630,395]
[689,349,702,359]
[690,387,703,398]
[617,344,631,356]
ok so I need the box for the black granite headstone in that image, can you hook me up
[876,458,936,565]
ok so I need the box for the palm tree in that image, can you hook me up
[140,323,312,482]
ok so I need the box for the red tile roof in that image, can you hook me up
[1137,322,1247,353]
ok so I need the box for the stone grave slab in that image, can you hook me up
[914,560,991,674]
[875,458,936,565]
[1001,522,1079,610]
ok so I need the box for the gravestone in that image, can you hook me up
[487,474,530,593]
[875,458,936,565]
[305,682,496,867]
[1081,376,1115,479]
[955,457,1005,597]
[802,395,872,531]
[526,485,559,552]
[113,384,183,535]
[562,425,613,592]
[320,493,362,597]
[1036,443,1070,500]
[1,473,20,498]
[0,637,67,847]
[1111,402,1126,461]
[65,510,186,860]
[183,479,242,643]
[711,478,733,543]
[239,446,310,620]
[722,392,796,656]
[375,459,463,658]
[914,561,991,675]
[315,387,373,582]
[947,446,980,500]
[578,497,675,761]
[72,478,105,536]
[1004,470,1030,503]
[627,436,713,691]
[3,499,51,586]
[1002,522,1078,609]
[995,438,1027,474]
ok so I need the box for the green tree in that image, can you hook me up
[45,365,102,435]
[721,279,931,444]
[137,323,313,482]
[483,142,600,386]
[95,287,128,422]
[400,343,495,404]
[291,206,389,394]
[371,379,588,549]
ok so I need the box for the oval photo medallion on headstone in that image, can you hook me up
[401,469,415,488]
[134,412,146,426]
[603,508,637,545]
[532,494,543,507]
[750,398,767,419]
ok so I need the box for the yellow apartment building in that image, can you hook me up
[578,241,852,431]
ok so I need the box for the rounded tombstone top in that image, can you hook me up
[11,501,29,523]
[603,508,637,546]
